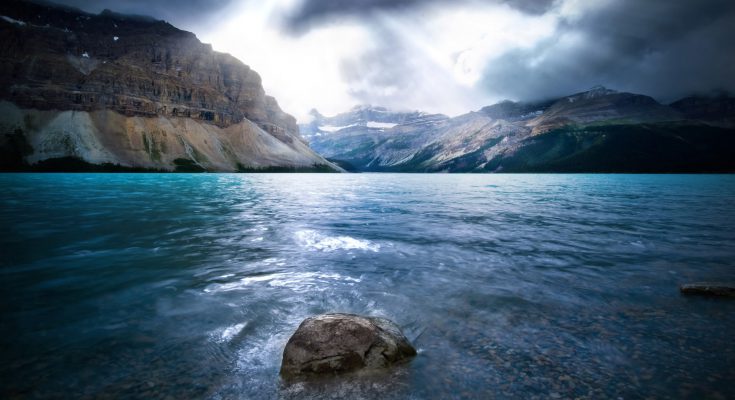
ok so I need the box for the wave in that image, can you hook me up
[204,271,361,294]
[294,229,380,252]
[210,322,247,343]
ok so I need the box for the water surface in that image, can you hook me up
[1,173,734,399]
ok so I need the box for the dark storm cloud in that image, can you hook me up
[319,0,735,107]
[283,0,557,33]
[44,0,235,30]
[480,0,735,103]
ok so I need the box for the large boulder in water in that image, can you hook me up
[280,313,417,377]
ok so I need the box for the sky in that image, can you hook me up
[53,0,735,121]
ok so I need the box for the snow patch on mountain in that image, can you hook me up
[1,15,26,26]
[366,121,397,129]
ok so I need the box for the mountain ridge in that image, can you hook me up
[0,0,339,172]
[307,87,735,173]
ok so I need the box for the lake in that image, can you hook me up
[1,173,734,399]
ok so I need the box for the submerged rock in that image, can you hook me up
[280,313,416,377]
[680,282,735,297]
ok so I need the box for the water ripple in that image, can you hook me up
[1,173,734,399]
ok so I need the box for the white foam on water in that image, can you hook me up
[237,327,289,367]
[268,272,361,290]
[210,322,247,343]
[204,271,361,294]
[294,229,380,252]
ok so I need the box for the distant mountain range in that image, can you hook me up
[304,87,735,172]
[0,0,338,172]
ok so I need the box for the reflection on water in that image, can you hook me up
[1,173,734,399]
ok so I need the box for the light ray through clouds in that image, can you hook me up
[199,0,372,121]
[200,0,564,120]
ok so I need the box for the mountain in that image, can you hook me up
[527,86,683,133]
[301,105,448,139]
[302,105,449,170]
[0,0,338,172]
[669,95,735,127]
[307,88,735,172]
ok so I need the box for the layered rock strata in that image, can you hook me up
[0,1,337,171]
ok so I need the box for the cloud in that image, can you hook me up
[338,25,485,114]
[335,3,557,115]
[43,0,735,120]
[282,0,558,33]
[479,0,735,102]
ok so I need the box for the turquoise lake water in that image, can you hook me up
[1,173,734,399]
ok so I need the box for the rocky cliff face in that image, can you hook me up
[309,88,735,173]
[0,0,338,171]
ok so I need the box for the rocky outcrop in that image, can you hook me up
[280,313,416,378]
[680,282,735,297]
[0,0,338,171]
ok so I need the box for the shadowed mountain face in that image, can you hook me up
[526,86,683,133]
[0,0,338,172]
[307,88,735,173]
[669,95,735,127]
